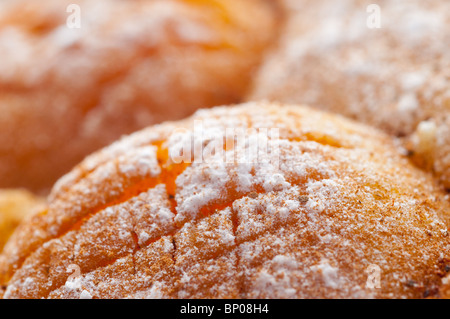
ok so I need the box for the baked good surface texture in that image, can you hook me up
[0,0,279,193]
[249,0,450,188]
[0,190,44,253]
[1,102,450,299]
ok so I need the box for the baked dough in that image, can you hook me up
[0,0,279,193]
[1,102,449,299]
[0,190,44,253]
[249,0,450,188]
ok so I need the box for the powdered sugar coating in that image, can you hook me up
[1,102,450,299]
[0,0,279,192]
[249,0,450,188]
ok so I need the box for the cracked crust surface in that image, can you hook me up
[249,0,450,189]
[1,102,450,299]
[0,0,279,193]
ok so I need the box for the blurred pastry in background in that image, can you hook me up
[0,189,44,252]
[0,0,280,194]
[408,115,450,190]
[249,0,450,188]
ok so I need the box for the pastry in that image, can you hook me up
[0,0,279,193]
[249,0,450,188]
[1,102,449,299]
[0,190,44,252]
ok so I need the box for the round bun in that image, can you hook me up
[1,102,450,299]
[0,0,279,193]
[249,0,450,188]
[0,190,44,252]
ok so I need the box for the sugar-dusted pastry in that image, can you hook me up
[409,115,450,189]
[249,0,450,188]
[1,102,450,299]
[0,189,45,252]
[0,0,279,193]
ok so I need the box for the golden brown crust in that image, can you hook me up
[0,190,45,252]
[249,0,450,189]
[408,115,450,189]
[1,102,450,299]
[0,189,44,297]
[0,0,280,193]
